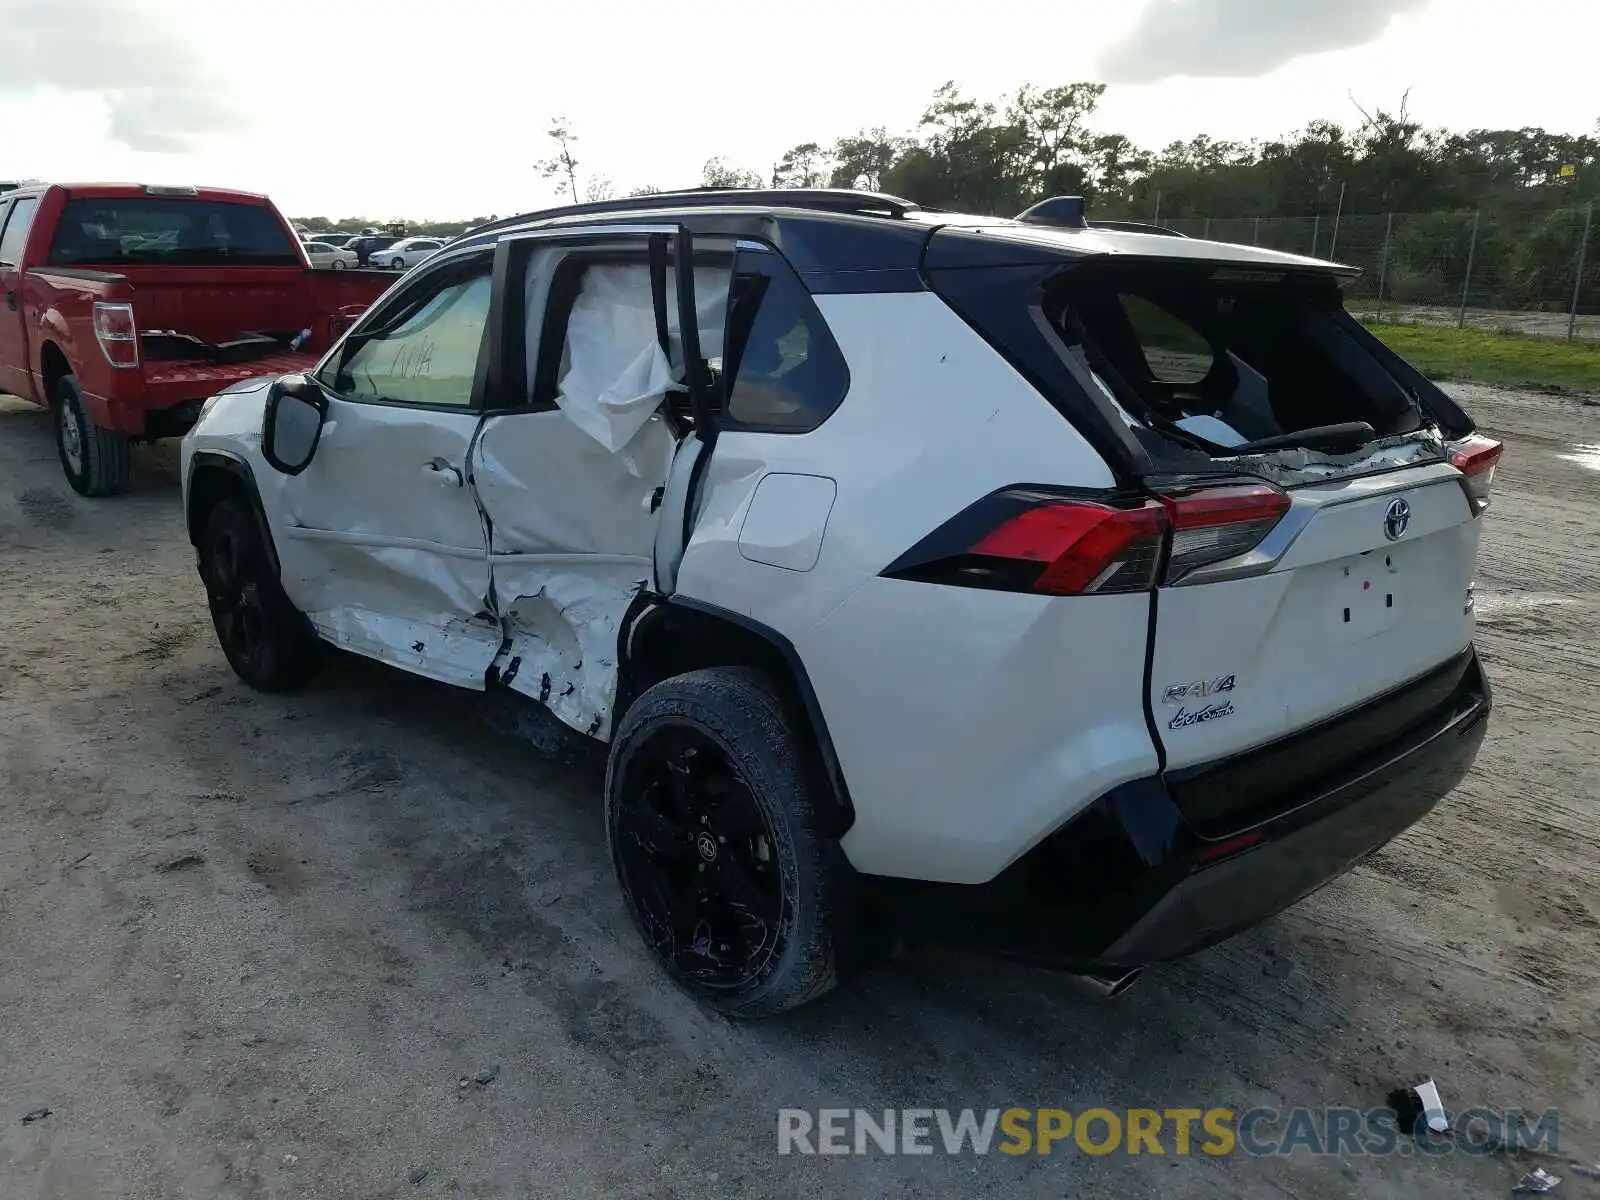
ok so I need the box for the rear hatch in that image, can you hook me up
[924,225,1499,820]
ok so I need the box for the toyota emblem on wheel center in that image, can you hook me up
[1383,497,1412,540]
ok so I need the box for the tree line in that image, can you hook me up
[293,81,1597,312]
[298,81,1596,231]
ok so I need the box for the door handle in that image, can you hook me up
[423,458,463,487]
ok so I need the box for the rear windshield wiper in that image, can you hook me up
[1229,422,1376,455]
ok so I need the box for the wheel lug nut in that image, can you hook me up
[717,836,725,844]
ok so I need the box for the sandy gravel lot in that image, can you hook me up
[1,383,1597,1199]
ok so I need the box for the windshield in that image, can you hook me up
[47,198,302,266]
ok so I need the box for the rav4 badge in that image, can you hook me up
[1162,674,1237,706]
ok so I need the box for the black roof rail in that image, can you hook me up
[459,188,920,240]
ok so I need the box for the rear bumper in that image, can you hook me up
[863,646,1490,970]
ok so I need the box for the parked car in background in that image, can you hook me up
[181,188,1496,1017]
[0,182,394,495]
[348,233,402,266]
[304,240,358,269]
[379,237,444,269]
[302,229,357,245]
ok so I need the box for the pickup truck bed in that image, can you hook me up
[0,183,396,495]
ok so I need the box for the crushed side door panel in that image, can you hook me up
[471,232,732,739]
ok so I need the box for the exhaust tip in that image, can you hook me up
[1071,967,1144,998]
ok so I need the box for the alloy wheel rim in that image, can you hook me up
[59,402,83,473]
[615,729,785,991]
[207,528,265,666]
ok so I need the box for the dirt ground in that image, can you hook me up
[1,384,1597,1200]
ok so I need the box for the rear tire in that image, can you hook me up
[199,498,321,692]
[52,374,131,497]
[606,667,847,1017]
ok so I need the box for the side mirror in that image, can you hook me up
[261,374,329,475]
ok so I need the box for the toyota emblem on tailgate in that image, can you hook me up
[1383,497,1411,541]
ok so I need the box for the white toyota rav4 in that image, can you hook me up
[182,189,1496,1017]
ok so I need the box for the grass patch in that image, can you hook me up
[1365,322,1600,393]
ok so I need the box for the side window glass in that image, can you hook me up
[321,257,491,408]
[1118,293,1214,385]
[723,253,848,432]
[0,197,39,266]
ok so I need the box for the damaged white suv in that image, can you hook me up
[182,190,1497,1016]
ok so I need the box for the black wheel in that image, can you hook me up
[198,498,321,691]
[52,373,130,497]
[606,667,846,1017]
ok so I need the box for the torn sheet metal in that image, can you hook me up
[489,562,647,738]
[307,606,502,690]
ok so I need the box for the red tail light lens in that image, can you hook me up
[970,501,1169,595]
[883,481,1290,597]
[1158,483,1290,583]
[1449,434,1502,515]
[92,301,139,369]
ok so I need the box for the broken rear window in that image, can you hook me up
[1051,265,1424,449]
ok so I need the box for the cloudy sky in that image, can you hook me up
[0,0,1592,220]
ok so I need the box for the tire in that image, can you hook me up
[52,373,130,497]
[606,667,847,1017]
[198,497,321,692]
[331,259,346,270]
[390,256,405,270]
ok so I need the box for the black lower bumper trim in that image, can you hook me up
[861,647,1490,971]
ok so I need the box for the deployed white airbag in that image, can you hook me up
[553,262,729,454]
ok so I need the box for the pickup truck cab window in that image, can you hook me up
[318,253,492,410]
[46,197,300,267]
[0,197,38,265]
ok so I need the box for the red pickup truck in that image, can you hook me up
[0,183,396,495]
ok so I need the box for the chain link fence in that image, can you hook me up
[1159,206,1598,341]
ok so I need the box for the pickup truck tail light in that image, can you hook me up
[881,481,1291,596]
[1448,434,1502,515]
[92,302,139,369]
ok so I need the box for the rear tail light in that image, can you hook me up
[882,479,1290,597]
[1449,434,1502,515]
[92,302,139,369]
[1158,483,1291,583]
[968,500,1168,595]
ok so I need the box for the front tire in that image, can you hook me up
[52,373,130,497]
[331,258,346,270]
[198,498,321,691]
[390,256,405,270]
[606,667,846,1017]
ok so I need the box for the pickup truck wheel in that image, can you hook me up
[606,667,846,1017]
[52,374,131,497]
[199,498,321,692]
